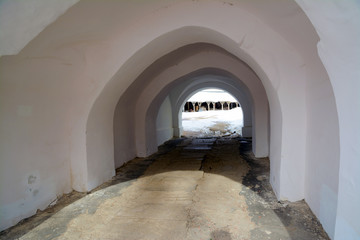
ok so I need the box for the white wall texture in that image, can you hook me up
[156,96,173,146]
[0,0,79,56]
[294,0,360,238]
[0,1,358,239]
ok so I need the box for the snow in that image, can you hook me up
[182,107,244,137]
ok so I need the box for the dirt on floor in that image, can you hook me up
[0,137,329,240]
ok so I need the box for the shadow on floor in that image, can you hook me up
[0,139,183,240]
[0,137,329,240]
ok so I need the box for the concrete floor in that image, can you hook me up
[0,137,329,240]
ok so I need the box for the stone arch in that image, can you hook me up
[90,24,290,203]
[133,47,269,160]
[84,20,288,191]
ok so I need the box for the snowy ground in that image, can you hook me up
[182,108,244,137]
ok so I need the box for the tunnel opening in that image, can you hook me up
[180,88,244,138]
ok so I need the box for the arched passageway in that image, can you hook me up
[0,1,353,238]
[86,21,339,238]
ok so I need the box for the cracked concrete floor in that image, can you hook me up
[0,137,329,240]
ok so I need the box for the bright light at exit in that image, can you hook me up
[182,89,244,137]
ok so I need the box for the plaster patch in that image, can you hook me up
[28,175,37,185]
[33,189,39,197]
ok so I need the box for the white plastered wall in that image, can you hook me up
[156,96,173,146]
[295,0,360,238]
[0,1,345,238]
[0,0,79,56]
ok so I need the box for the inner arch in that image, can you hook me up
[90,22,309,209]
[170,72,254,140]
